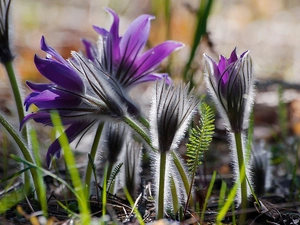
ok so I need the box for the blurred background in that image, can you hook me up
[4,0,300,83]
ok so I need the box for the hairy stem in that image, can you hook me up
[234,132,247,224]
[124,115,192,210]
[4,61,27,141]
[0,113,39,198]
[123,116,151,147]
[157,151,167,219]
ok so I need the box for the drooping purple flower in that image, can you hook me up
[204,48,254,132]
[0,0,13,63]
[21,37,138,167]
[83,8,183,89]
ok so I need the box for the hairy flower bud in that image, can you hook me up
[204,48,254,132]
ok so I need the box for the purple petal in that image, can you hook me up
[218,55,227,75]
[20,112,51,130]
[134,41,183,77]
[24,92,40,110]
[34,55,84,93]
[26,81,54,92]
[105,8,120,39]
[25,89,82,111]
[228,48,238,64]
[25,90,59,110]
[82,39,96,61]
[40,36,67,66]
[240,50,249,58]
[204,54,220,79]
[46,122,91,167]
[106,8,121,59]
[93,25,109,36]
[120,14,155,62]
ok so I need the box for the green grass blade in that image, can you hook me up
[11,154,79,199]
[0,167,31,183]
[218,180,227,211]
[50,112,91,224]
[85,123,104,196]
[87,153,100,202]
[216,163,246,223]
[183,0,214,87]
[172,152,191,200]
[217,182,239,223]
[124,187,145,225]
[102,163,108,218]
[200,170,216,221]
[56,200,79,218]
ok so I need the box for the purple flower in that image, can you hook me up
[204,48,254,132]
[21,37,138,167]
[0,0,13,63]
[83,8,183,89]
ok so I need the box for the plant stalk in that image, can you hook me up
[0,113,39,198]
[234,131,247,224]
[157,151,167,219]
[123,116,151,147]
[124,115,192,212]
[4,61,27,141]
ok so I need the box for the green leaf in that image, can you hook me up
[186,103,215,174]
[183,0,214,87]
[107,162,123,193]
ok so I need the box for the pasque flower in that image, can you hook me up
[0,0,13,64]
[203,48,254,132]
[150,80,200,153]
[149,80,199,218]
[204,49,255,221]
[21,37,138,166]
[83,8,183,89]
